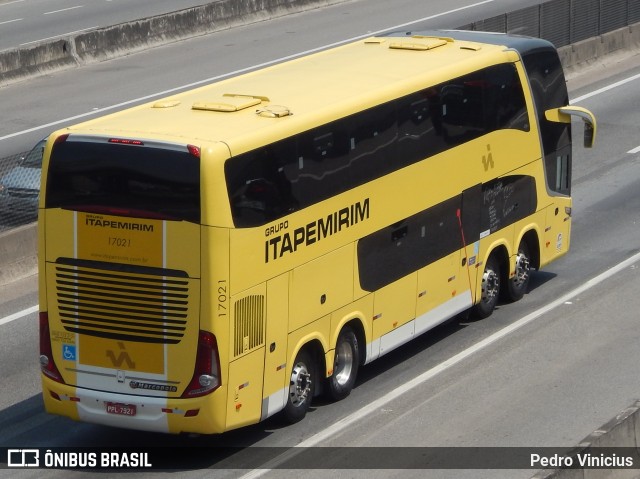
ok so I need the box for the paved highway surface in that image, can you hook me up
[1,0,640,478]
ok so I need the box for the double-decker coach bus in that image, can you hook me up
[38,30,595,434]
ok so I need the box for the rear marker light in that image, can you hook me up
[187,144,201,158]
[108,138,144,146]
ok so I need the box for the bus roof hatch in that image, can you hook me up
[388,37,449,51]
[192,94,268,113]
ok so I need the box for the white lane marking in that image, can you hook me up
[0,305,38,327]
[572,71,640,103]
[1,0,494,141]
[628,145,640,154]
[43,5,84,15]
[239,250,640,477]
[0,0,25,7]
[0,18,22,25]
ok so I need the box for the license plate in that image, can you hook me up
[105,402,137,416]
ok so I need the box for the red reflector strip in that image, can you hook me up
[108,138,144,146]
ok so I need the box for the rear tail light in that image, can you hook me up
[182,331,221,398]
[39,312,64,383]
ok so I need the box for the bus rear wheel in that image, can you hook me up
[283,348,315,424]
[505,242,532,302]
[326,326,360,401]
[473,254,501,319]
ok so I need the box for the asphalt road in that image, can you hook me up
[1,0,640,478]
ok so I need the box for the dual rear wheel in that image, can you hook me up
[283,326,360,424]
[472,241,532,319]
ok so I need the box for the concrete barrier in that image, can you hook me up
[557,23,640,74]
[74,0,344,63]
[531,400,640,479]
[0,223,37,287]
[0,39,77,86]
[0,0,346,86]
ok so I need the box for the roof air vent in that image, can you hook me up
[256,105,292,118]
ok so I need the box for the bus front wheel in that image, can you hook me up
[473,254,501,319]
[326,326,360,401]
[283,348,315,423]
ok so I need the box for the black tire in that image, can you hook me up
[325,326,360,401]
[472,253,501,319]
[282,348,315,424]
[504,241,532,302]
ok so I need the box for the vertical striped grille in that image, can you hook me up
[233,295,265,357]
[55,263,190,344]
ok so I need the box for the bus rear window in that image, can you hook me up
[45,138,200,223]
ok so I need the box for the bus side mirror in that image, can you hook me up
[545,106,597,148]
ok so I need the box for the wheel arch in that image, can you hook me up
[486,242,510,275]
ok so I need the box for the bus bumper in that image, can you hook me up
[42,376,227,434]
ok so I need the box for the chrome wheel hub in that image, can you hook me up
[334,341,354,387]
[481,268,499,302]
[289,362,311,407]
[513,252,530,288]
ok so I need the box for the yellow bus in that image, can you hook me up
[38,30,595,434]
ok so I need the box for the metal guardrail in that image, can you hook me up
[0,149,38,232]
[458,0,640,47]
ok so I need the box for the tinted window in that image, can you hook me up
[521,49,571,195]
[225,138,298,227]
[227,63,529,227]
[46,139,200,223]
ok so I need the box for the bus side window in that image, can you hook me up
[440,72,486,145]
[490,64,529,131]
[349,102,397,181]
[226,140,297,227]
[397,90,444,166]
[295,120,351,207]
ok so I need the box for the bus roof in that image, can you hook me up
[61,31,539,156]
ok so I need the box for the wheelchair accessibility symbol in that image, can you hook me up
[62,344,76,361]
